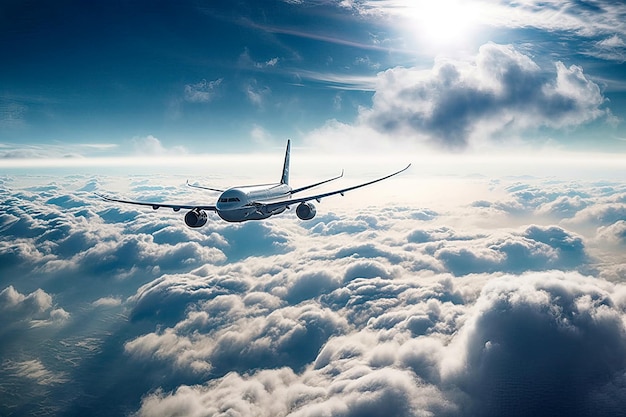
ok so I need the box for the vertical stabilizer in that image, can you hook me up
[280,139,290,185]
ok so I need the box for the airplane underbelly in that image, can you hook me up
[217,207,273,222]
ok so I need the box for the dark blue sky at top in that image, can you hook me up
[1,1,379,147]
[1,0,625,155]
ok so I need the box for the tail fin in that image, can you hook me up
[280,139,290,185]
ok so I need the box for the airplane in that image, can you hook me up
[97,140,410,227]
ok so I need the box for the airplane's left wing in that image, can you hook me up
[258,163,411,212]
[95,193,217,212]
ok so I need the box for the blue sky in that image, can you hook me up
[1,0,626,160]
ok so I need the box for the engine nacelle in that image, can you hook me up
[296,202,316,220]
[184,209,208,228]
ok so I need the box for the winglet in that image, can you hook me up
[280,139,290,185]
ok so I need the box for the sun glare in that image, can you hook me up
[399,0,483,51]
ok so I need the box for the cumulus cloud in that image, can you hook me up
[598,220,626,245]
[132,271,626,417]
[135,365,453,417]
[536,194,589,218]
[0,286,69,330]
[442,272,626,415]
[1,172,625,416]
[0,286,52,316]
[568,203,626,227]
[127,301,347,377]
[470,179,624,223]
[406,224,589,276]
[359,43,609,149]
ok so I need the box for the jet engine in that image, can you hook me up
[184,209,208,228]
[296,202,316,220]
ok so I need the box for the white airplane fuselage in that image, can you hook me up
[216,183,292,222]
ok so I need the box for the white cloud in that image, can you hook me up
[131,270,626,416]
[591,34,626,61]
[0,286,69,328]
[132,135,187,155]
[0,285,52,315]
[239,48,280,70]
[567,203,626,227]
[184,78,223,103]
[358,1,626,60]
[250,124,273,145]
[1,171,625,415]
[4,359,67,386]
[256,57,279,68]
[598,35,626,49]
[92,296,123,307]
[134,352,454,417]
[358,43,610,150]
[441,271,626,412]
[245,79,271,107]
[598,220,626,245]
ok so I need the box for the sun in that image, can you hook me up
[398,0,484,51]
[416,2,475,42]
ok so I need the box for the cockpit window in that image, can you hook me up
[219,197,240,203]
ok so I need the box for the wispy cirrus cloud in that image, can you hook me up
[131,135,187,155]
[293,70,377,91]
[183,78,223,103]
[359,0,626,41]
[0,100,27,129]
[4,359,67,386]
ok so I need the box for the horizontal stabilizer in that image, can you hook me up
[186,180,224,193]
[290,170,344,194]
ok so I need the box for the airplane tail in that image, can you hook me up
[280,139,290,185]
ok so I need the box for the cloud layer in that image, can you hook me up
[0,170,624,416]
[132,271,626,417]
